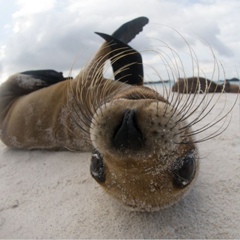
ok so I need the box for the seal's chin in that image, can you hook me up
[89,97,199,211]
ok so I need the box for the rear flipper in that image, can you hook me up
[0,70,72,113]
[0,70,72,125]
[80,16,148,84]
[16,70,72,91]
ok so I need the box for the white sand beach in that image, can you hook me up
[0,88,239,239]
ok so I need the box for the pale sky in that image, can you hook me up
[0,0,239,82]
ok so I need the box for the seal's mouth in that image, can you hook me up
[112,109,145,150]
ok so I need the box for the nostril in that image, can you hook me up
[112,109,145,150]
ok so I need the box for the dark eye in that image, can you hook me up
[90,149,105,183]
[171,149,197,188]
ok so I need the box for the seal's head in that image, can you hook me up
[89,85,199,211]
[73,28,232,212]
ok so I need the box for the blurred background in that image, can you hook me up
[0,0,239,83]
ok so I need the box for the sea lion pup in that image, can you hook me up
[0,17,232,211]
[172,77,228,93]
[0,17,148,150]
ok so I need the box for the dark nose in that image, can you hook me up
[112,109,145,150]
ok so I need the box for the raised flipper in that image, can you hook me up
[79,16,148,85]
[112,16,149,44]
[96,32,143,85]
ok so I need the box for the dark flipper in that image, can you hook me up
[95,32,143,85]
[80,16,148,84]
[112,17,149,44]
[20,69,72,86]
[0,70,72,102]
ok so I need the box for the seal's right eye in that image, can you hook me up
[90,150,105,183]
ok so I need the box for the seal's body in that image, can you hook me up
[1,17,228,211]
[0,72,127,150]
[0,17,147,150]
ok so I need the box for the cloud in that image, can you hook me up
[1,0,240,82]
[13,0,56,18]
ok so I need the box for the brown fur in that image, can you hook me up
[0,68,199,211]
[1,18,232,211]
[0,40,199,211]
[0,39,129,150]
[90,86,199,210]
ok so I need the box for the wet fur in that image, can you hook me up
[0,18,236,211]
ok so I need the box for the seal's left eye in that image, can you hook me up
[171,149,197,188]
[90,150,105,183]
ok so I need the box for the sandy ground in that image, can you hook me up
[0,90,239,239]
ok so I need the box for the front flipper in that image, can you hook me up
[95,32,143,85]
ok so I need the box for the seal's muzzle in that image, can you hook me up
[112,109,145,150]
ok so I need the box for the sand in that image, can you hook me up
[0,90,239,239]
